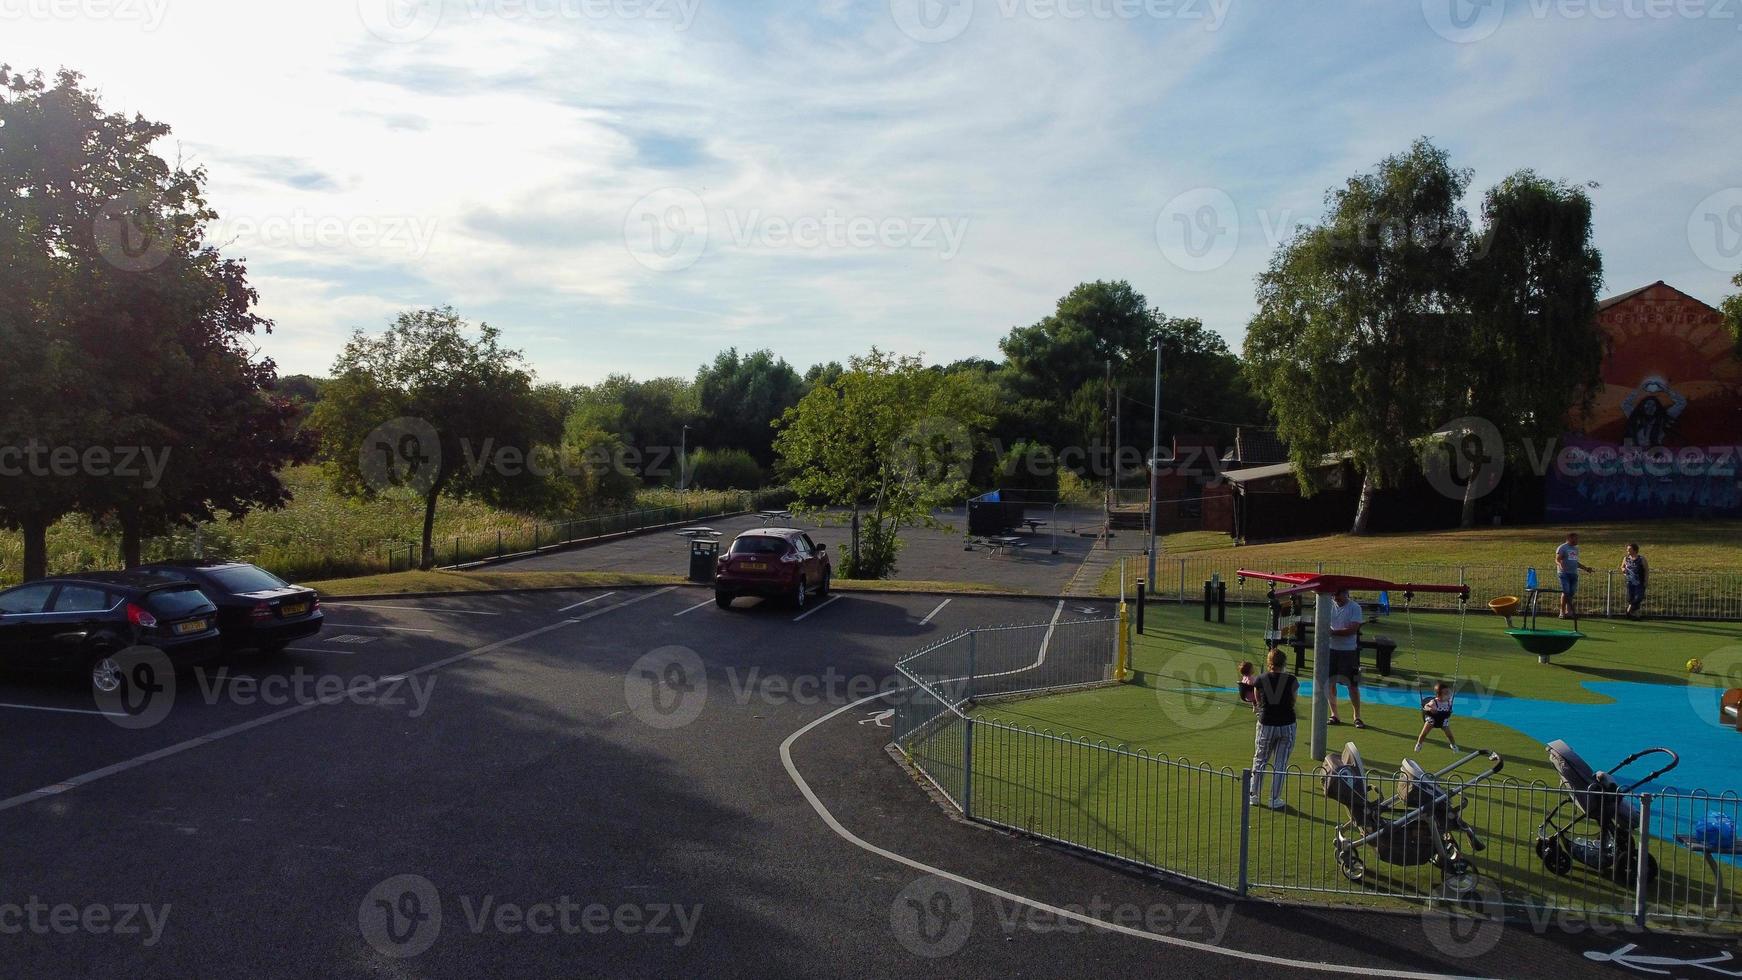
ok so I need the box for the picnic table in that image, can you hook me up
[758,510,793,522]
[674,527,721,539]
[971,535,1027,558]
[1019,518,1046,534]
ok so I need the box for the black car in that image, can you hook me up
[0,573,222,691]
[135,561,322,654]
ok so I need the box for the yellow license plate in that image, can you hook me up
[175,620,206,635]
[281,603,308,616]
[741,562,767,571]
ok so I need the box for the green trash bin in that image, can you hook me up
[688,539,720,583]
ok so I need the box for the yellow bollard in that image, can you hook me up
[1117,602,1132,682]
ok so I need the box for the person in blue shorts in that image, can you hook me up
[1554,531,1593,618]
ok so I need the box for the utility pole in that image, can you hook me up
[1147,334,1162,588]
[679,424,690,492]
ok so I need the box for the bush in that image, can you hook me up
[688,448,764,491]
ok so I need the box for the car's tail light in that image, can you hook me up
[310,595,320,610]
[252,601,272,620]
[126,603,158,628]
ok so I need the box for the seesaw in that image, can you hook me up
[1489,591,1584,664]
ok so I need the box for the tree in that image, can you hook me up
[1245,139,1472,534]
[1456,172,1604,526]
[312,308,548,569]
[694,348,802,468]
[688,447,764,491]
[1000,281,1261,472]
[567,375,698,484]
[772,349,992,578]
[1722,271,1742,353]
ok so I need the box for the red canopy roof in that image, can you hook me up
[1237,570,1469,600]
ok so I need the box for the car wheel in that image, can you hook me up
[817,568,831,598]
[794,575,808,609]
[715,592,735,609]
[90,654,124,695]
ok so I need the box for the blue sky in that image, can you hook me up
[13,0,1740,383]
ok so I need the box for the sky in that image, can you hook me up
[8,0,1741,385]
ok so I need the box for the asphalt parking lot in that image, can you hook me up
[493,507,1109,594]
[0,588,1726,977]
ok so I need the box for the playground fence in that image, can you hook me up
[1121,555,1742,621]
[893,619,1742,935]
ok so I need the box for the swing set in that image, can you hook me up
[1235,570,1471,759]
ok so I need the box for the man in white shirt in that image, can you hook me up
[1554,532,1593,618]
[1326,587,1365,729]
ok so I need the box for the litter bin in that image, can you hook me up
[1370,636,1397,677]
[688,538,720,583]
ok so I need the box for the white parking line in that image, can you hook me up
[557,592,616,613]
[0,702,129,718]
[792,595,842,623]
[319,603,501,616]
[673,598,714,617]
[322,624,435,633]
[919,598,951,625]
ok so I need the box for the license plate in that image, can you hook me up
[740,562,767,572]
[174,619,207,635]
[280,603,308,616]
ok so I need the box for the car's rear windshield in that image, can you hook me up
[147,585,213,618]
[730,536,789,556]
[206,564,289,594]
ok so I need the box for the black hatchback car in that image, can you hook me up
[0,573,222,691]
[135,560,322,654]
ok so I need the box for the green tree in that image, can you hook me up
[688,447,764,491]
[1245,138,1472,534]
[1722,271,1742,353]
[773,349,993,578]
[312,308,549,569]
[567,375,697,484]
[1456,172,1605,526]
[694,348,802,467]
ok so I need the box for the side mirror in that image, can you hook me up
[816,543,828,552]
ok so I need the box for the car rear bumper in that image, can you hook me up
[225,612,324,650]
[714,573,798,597]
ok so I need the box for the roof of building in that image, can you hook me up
[1597,280,1721,315]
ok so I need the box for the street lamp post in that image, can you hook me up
[1147,335,1162,588]
[679,424,691,493]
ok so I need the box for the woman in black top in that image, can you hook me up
[1249,647,1299,811]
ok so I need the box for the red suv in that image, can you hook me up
[714,528,831,610]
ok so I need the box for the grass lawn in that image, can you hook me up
[951,602,1742,922]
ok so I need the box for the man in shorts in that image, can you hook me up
[1325,587,1365,729]
[1555,531,1593,618]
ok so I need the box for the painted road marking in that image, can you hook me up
[321,603,501,616]
[557,592,616,613]
[0,702,129,718]
[673,598,714,617]
[919,598,951,625]
[792,595,842,623]
[779,695,1491,980]
[0,588,676,814]
[323,624,435,633]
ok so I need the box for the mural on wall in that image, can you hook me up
[1546,283,1742,521]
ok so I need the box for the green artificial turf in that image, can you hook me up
[940,602,1742,924]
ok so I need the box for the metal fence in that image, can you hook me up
[892,620,1742,934]
[1123,554,1742,621]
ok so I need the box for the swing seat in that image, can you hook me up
[1506,628,1583,662]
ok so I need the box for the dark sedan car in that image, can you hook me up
[0,573,222,691]
[713,528,831,609]
[136,560,322,654]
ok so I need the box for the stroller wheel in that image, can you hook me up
[1337,849,1367,883]
[1535,837,1573,876]
[1445,858,1476,893]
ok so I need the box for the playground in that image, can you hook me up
[955,570,1742,923]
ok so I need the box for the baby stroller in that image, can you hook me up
[1534,740,1679,886]
[1322,742,1504,893]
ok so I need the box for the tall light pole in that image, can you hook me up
[1147,334,1162,588]
[679,424,691,492]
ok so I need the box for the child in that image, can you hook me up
[1414,681,1458,753]
[1237,661,1257,706]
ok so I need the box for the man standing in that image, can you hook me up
[1326,587,1365,729]
[1622,543,1649,620]
[1555,532,1593,618]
